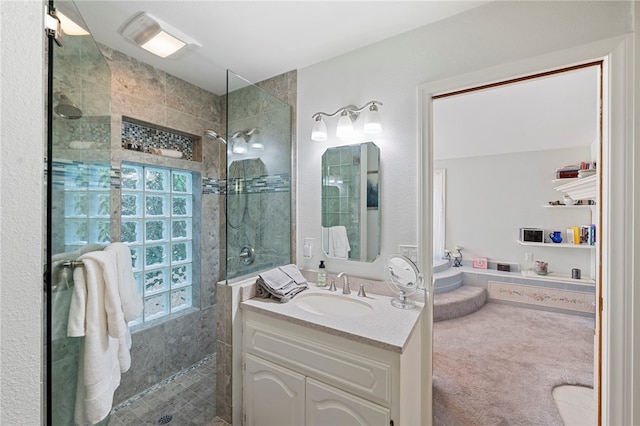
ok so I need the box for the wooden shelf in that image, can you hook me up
[554,175,597,200]
[517,239,595,249]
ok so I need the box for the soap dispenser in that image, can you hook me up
[317,260,327,287]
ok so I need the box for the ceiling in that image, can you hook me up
[71,1,489,95]
[433,65,599,160]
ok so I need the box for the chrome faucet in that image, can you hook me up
[337,272,351,294]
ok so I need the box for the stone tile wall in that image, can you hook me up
[96,44,226,404]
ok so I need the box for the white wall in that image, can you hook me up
[298,1,635,424]
[435,146,593,275]
[0,1,45,424]
[296,1,631,280]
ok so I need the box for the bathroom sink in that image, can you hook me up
[294,293,374,317]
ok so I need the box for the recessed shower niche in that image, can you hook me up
[121,116,202,161]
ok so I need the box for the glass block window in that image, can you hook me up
[63,163,111,252]
[121,164,194,325]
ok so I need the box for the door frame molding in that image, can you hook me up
[417,34,634,425]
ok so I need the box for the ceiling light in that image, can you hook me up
[141,31,186,58]
[119,12,201,59]
[311,101,383,141]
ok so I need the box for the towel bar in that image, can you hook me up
[61,260,84,268]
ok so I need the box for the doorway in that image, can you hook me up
[426,61,603,424]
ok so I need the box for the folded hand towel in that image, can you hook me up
[279,264,307,285]
[256,266,308,303]
[259,268,297,290]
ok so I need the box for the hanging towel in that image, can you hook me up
[67,251,126,426]
[51,244,106,340]
[67,245,142,426]
[256,265,308,302]
[105,242,143,322]
[329,226,351,259]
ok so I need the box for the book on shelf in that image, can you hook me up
[555,162,597,179]
[566,225,596,245]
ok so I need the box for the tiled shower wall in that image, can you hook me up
[97,44,226,404]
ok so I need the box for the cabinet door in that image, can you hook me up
[244,353,305,426]
[306,377,391,426]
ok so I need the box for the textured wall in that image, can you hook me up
[0,1,45,424]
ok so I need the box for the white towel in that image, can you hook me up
[67,245,142,425]
[329,226,351,259]
[105,243,143,322]
[51,244,106,339]
[68,251,126,425]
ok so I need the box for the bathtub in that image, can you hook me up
[433,259,463,294]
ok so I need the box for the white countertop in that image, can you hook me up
[241,285,424,353]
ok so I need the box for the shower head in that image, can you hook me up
[203,129,227,145]
[54,92,83,120]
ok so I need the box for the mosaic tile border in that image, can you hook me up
[488,281,596,313]
[202,173,290,195]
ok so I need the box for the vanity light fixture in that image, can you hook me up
[119,12,201,58]
[230,128,261,154]
[311,101,383,141]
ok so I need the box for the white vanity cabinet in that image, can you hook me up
[244,353,305,426]
[242,309,422,426]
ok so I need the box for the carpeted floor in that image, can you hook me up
[433,302,594,426]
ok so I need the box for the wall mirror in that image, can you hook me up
[321,142,380,261]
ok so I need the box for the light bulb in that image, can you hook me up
[311,116,328,141]
[336,111,354,139]
[232,143,247,154]
[363,103,382,134]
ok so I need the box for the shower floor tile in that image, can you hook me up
[109,355,222,426]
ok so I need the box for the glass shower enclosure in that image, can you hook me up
[46,1,112,424]
[225,71,293,280]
